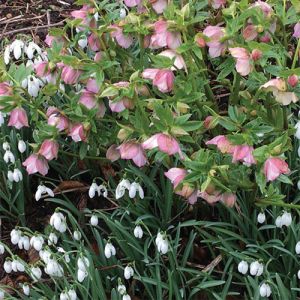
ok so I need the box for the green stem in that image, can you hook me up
[229,72,241,105]
[59,150,109,161]
[256,200,300,210]
[292,38,300,69]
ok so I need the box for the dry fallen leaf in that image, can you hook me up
[53,181,87,193]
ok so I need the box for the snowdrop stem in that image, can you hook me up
[292,38,300,69]
[256,199,300,210]
[59,150,109,161]
[230,72,241,105]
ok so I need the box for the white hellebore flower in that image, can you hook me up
[18,140,26,153]
[4,150,15,164]
[257,212,266,224]
[129,182,144,199]
[48,232,58,245]
[134,225,143,239]
[124,265,134,280]
[237,260,248,275]
[104,242,116,258]
[117,284,126,295]
[22,284,30,296]
[35,184,54,201]
[259,283,271,298]
[13,169,23,182]
[295,241,300,254]
[116,179,131,199]
[249,261,263,276]
[90,215,98,226]
[10,40,25,60]
[50,212,67,233]
[0,244,4,255]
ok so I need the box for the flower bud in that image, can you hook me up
[18,140,26,153]
[295,241,300,254]
[257,212,266,224]
[288,75,298,87]
[90,215,98,226]
[251,49,262,61]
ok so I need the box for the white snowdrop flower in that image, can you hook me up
[157,239,169,254]
[27,75,42,97]
[11,260,18,272]
[2,142,10,151]
[78,37,88,49]
[25,42,41,59]
[259,283,271,298]
[45,259,63,277]
[18,236,30,251]
[0,244,4,255]
[298,145,300,158]
[35,184,54,201]
[10,40,25,60]
[57,247,70,263]
[18,140,26,153]
[297,180,300,191]
[90,215,98,226]
[0,112,4,126]
[104,242,116,258]
[123,294,131,300]
[155,232,164,247]
[99,185,108,198]
[0,289,4,300]
[7,170,14,182]
[48,232,58,245]
[116,179,131,199]
[4,261,12,273]
[4,150,15,164]
[16,260,25,272]
[77,268,87,282]
[30,266,42,281]
[298,270,300,279]
[295,241,300,254]
[22,284,30,296]
[30,235,44,251]
[60,292,68,300]
[257,212,266,224]
[39,249,51,264]
[281,211,292,227]
[250,261,263,276]
[73,230,82,241]
[295,122,300,139]
[50,212,67,232]
[238,261,248,275]
[4,46,10,65]
[275,216,283,228]
[88,183,98,198]
[13,169,23,182]
[117,284,126,295]
[134,225,143,239]
[68,289,77,300]
[10,229,21,245]
[124,265,134,280]
[129,182,144,199]
[77,256,90,271]
[120,8,127,19]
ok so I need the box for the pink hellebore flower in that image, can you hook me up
[23,154,49,176]
[109,81,134,113]
[221,192,236,207]
[210,0,226,9]
[69,124,87,142]
[199,190,222,204]
[0,82,12,95]
[243,25,258,41]
[151,0,168,14]
[88,33,101,51]
[142,68,175,93]
[110,25,134,49]
[288,75,298,88]
[118,142,147,167]
[206,135,233,154]
[261,78,299,105]
[158,50,187,72]
[149,20,181,50]
[252,0,273,18]
[106,144,121,162]
[203,26,226,58]
[142,133,183,158]
[263,157,290,182]
[47,107,69,132]
[164,168,187,189]
[45,35,65,47]
[59,64,82,85]
[229,47,252,76]
[293,23,300,38]
[8,107,29,129]
[38,139,59,161]
[124,0,141,7]
[34,62,50,77]
[232,145,256,166]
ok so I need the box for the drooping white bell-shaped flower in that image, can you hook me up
[257,212,266,224]
[35,184,54,201]
[259,283,271,298]
[129,182,144,199]
[133,225,143,239]
[104,242,116,258]
[237,260,248,275]
[4,150,15,164]
[10,40,25,60]
[124,265,134,280]
[13,169,23,182]
[22,284,30,296]
[90,215,98,226]
[18,140,26,153]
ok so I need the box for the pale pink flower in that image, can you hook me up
[203,26,226,58]
[118,142,147,167]
[47,107,69,132]
[38,139,59,160]
[149,20,181,49]
[204,116,214,129]
[23,154,49,176]
[45,35,65,47]
[151,0,168,14]
[199,190,222,204]
[210,0,226,9]
[288,75,298,88]
[124,0,141,7]
[164,168,187,188]
[68,124,87,142]
[59,64,82,85]
[110,25,134,49]
[70,5,94,27]
[252,0,273,18]
[263,157,290,181]
[221,193,236,207]
[242,25,258,41]
[142,68,174,93]
[142,133,183,158]
[8,107,29,129]
[158,50,187,71]
[232,145,256,166]
[251,49,262,61]
[206,135,233,154]
[34,62,50,77]
[106,144,121,162]
[229,47,252,76]
[109,81,134,112]
[88,33,101,51]
[94,52,103,62]
[261,78,299,105]
[0,82,12,95]
[293,23,300,38]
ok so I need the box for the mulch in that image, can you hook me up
[0,0,78,42]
